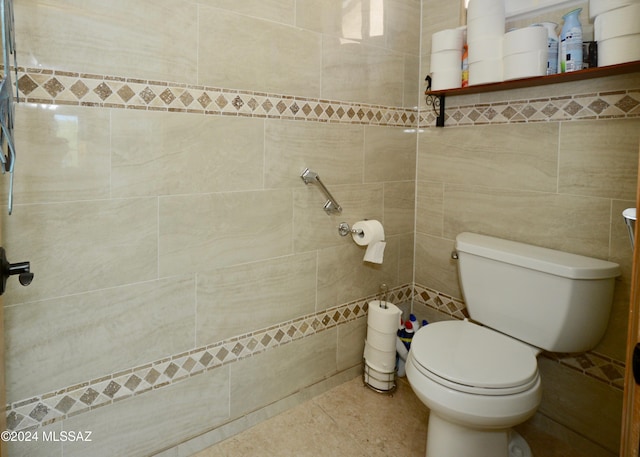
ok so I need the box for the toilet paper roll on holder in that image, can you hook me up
[338,222,364,237]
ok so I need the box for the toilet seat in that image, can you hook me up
[410,320,539,396]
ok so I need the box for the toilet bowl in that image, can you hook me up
[406,232,620,457]
[406,320,541,457]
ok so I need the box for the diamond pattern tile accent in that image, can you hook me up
[617,95,640,113]
[5,283,408,432]
[124,375,142,392]
[79,388,99,406]
[199,351,214,367]
[117,84,135,102]
[70,80,90,99]
[232,95,243,110]
[94,82,112,100]
[196,92,211,108]
[17,74,38,95]
[54,396,76,414]
[6,281,619,432]
[139,86,156,104]
[29,403,49,421]
[144,368,161,385]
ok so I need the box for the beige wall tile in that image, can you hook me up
[6,276,196,401]
[15,0,198,82]
[418,123,560,192]
[4,198,158,303]
[230,329,337,417]
[384,181,415,236]
[11,104,110,204]
[198,7,321,97]
[538,358,622,454]
[112,111,264,197]
[197,0,295,25]
[559,119,640,200]
[64,366,230,457]
[293,183,383,253]
[385,0,422,55]
[316,239,399,310]
[297,0,420,55]
[322,36,405,106]
[416,181,444,236]
[7,422,61,457]
[414,232,460,298]
[337,317,367,371]
[296,0,358,40]
[265,120,364,189]
[196,253,317,346]
[296,0,384,48]
[159,190,293,275]
[404,54,421,108]
[397,232,415,285]
[443,184,612,259]
[364,125,416,183]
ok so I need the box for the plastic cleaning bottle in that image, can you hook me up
[461,44,469,87]
[399,321,414,350]
[536,22,558,75]
[560,8,583,73]
[409,314,420,331]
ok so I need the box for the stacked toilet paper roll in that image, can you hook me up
[430,28,465,90]
[590,0,640,20]
[364,299,402,391]
[467,0,505,85]
[593,3,640,66]
[352,220,386,264]
[502,26,548,80]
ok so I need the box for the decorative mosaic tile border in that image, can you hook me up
[15,67,417,127]
[5,285,414,433]
[413,283,468,320]
[15,66,640,129]
[419,88,640,127]
[413,283,626,391]
[4,283,626,432]
[12,66,640,132]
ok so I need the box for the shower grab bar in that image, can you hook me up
[300,168,342,214]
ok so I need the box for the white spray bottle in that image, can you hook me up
[560,8,583,72]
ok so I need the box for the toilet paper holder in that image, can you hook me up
[338,222,363,237]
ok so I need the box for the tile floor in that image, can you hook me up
[193,375,616,457]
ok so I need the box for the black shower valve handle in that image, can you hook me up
[0,247,33,296]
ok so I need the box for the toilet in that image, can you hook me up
[406,232,621,457]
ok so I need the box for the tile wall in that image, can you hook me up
[2,0,639,456]
[3,1,419,456]
[417,1,640,453]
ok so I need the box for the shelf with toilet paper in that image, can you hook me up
[425,60,640,126]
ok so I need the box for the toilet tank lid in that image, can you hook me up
[455,232,621,280]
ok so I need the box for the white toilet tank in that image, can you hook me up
[455,232,621,353]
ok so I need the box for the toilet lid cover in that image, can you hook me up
[411,320,538,390]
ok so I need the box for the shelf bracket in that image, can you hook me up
[425,92,445,128]
[424,75,446,127]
